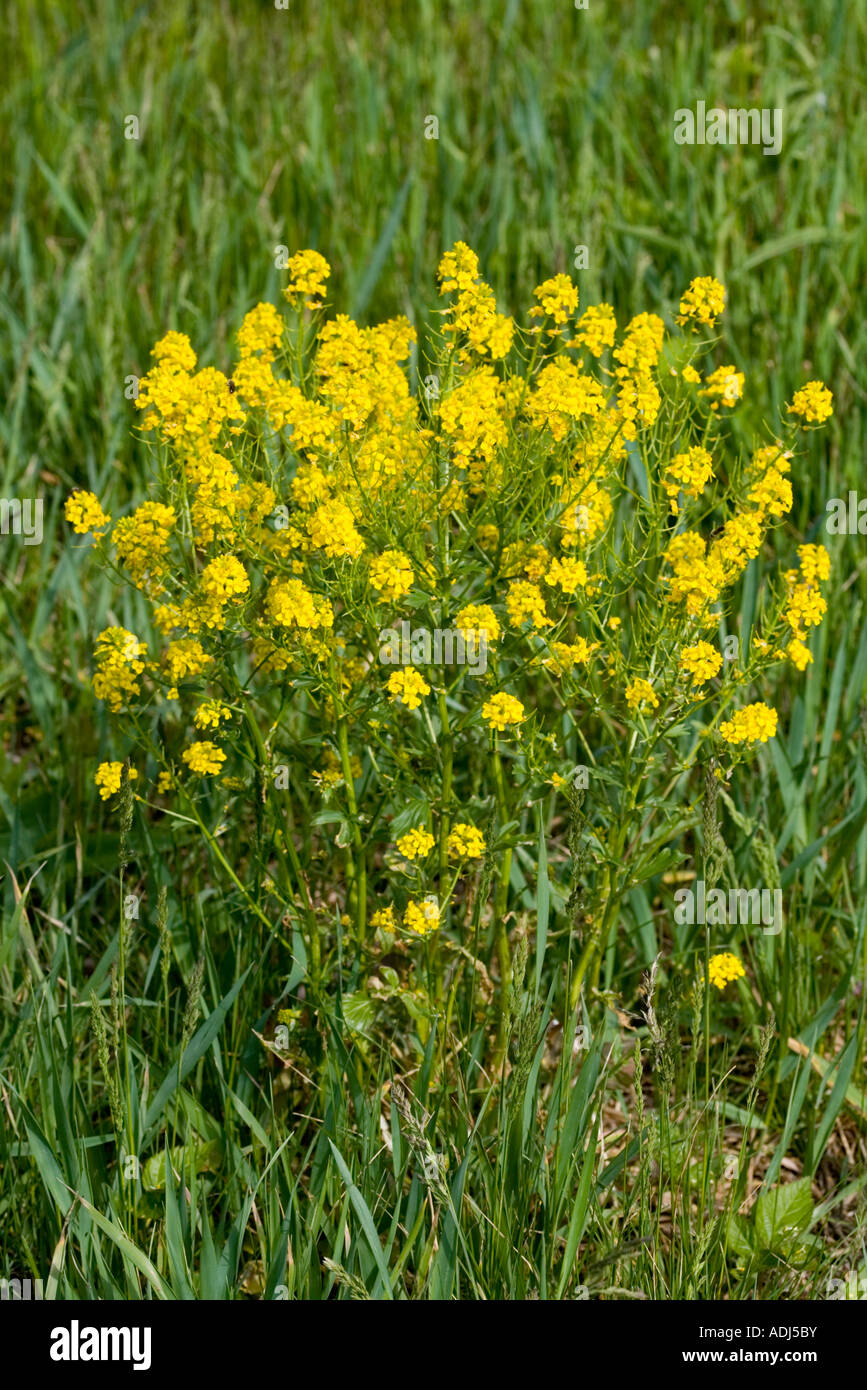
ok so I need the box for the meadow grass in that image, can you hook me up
[1,0,867,1301]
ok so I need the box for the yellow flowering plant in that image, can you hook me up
[67,245,833,1057]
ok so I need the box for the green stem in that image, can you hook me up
[491,740,513,1059]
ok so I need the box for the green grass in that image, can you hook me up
[2,0,867,1301]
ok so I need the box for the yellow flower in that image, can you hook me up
[455,602,501,646]
[526,359,605,440]
[306,498,364,559]
[267,577,332,630]
[94,762,138,801]
[572,303,616,356]
[707,952,746,990]
[182,741,227,775]
[682,364,701,384]
[447,824,486,859]
[92,627,147,711]
[796,543,831,586]
[663,445,714,513]
[65,490,111,534]
[438,242,480,295]
[404,898,440,936]
[370,905,397,934]
[283,249,330,306]
[396,828,436,861]
[787,380,833,425]
[369,550,415,602]
[151,330,197,372]
[680,640,722,686]
[699,365,744,409]
[162,638,212,684]
[201,554,249,601]
[506,579,549,629]
[193,700,233,731]
[530,273,579,328]
[543,639,598,674]
[625,678,659,711]
[719,703,778,745]
[482,692,525,732]
[237,301,284,359]
[677,276,726,328]
[546,555,588,593]
[387,668,431,711]
[786,638,813,672]
[113,502,176,593]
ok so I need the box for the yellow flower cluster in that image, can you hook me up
[700,365,744,410]
[387,668,431,711]
[677,276,726,327]
[181,741,227,775]
[370,550,415,602]
[447,824,487,859]
[680,641,722,686]
[65,490,111,534]
[438,243,514,360]
[720,702,778,745]
[403,898,440,936]
[664,446,714,514]
[74,245,834,847]
[572,303,616,357]
[193,700,233,731]
[92,627,146,711]
[482,692,525,732]
[113,502,176,594]
[707,952,746,990]
[283,249,330,306]
[94,762,138,801]
[455,603,500,646]
[396,828,436,861]
[625,678,659,711]
[530,273,579,328]
[781,544,829,668]
[787,380,833,425]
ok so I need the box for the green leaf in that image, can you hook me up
[341,990,376,1037]
[754,1177,813,1252]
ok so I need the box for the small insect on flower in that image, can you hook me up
[707,952,746,991]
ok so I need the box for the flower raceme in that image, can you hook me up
[66,248,833,971]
